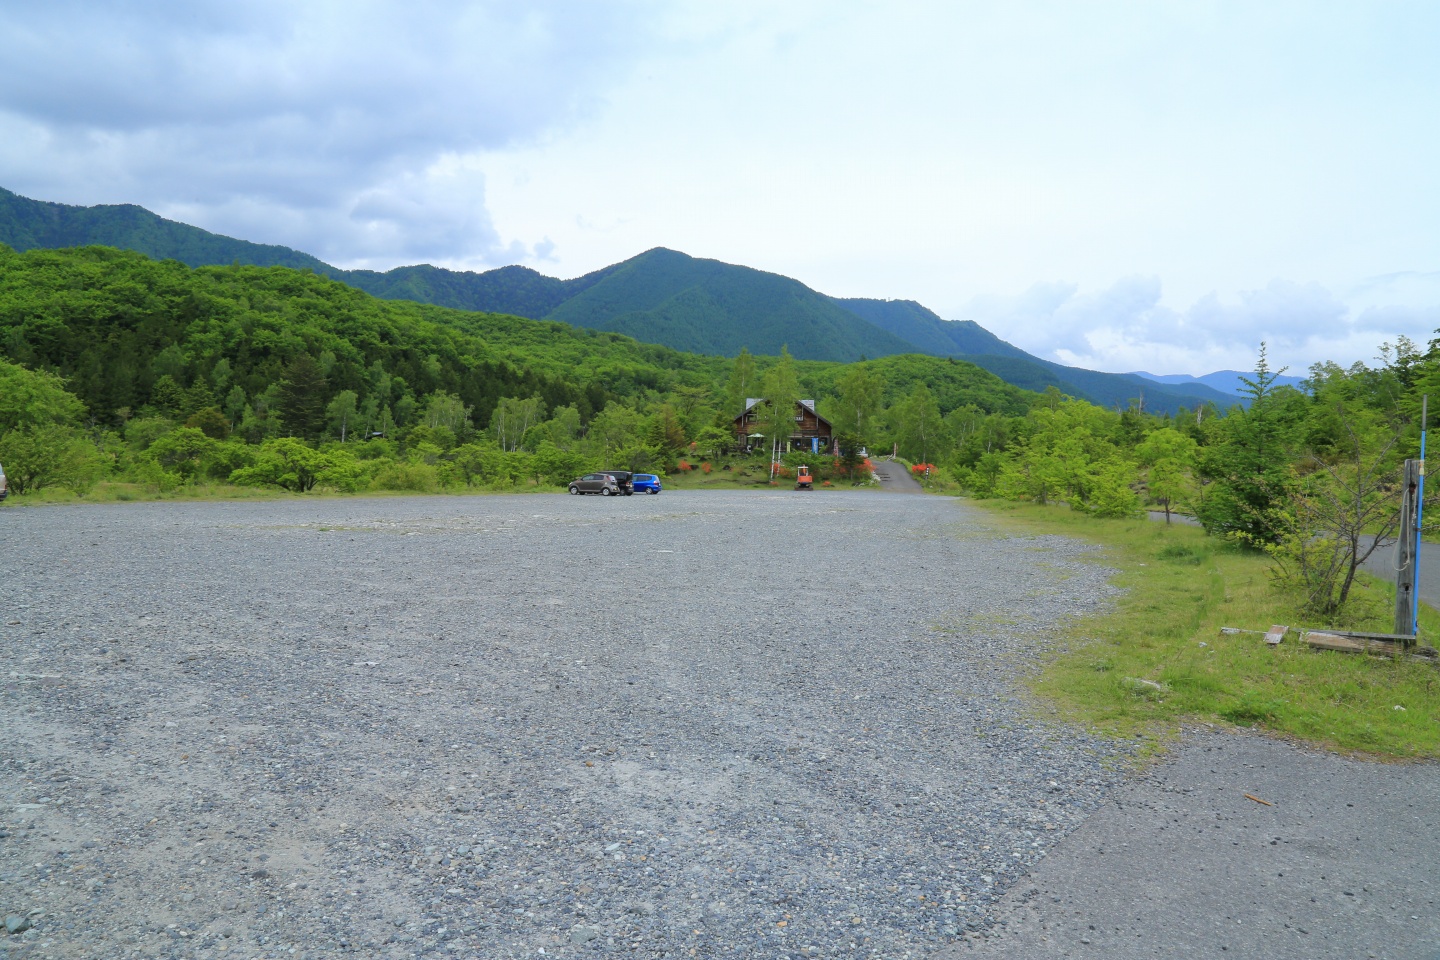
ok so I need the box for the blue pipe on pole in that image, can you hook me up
[1412,395,1428,637]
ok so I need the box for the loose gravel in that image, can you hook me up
[1,490,1135,958]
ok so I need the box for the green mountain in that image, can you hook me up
[830,297,1032,360]
[544,248,917,362]
[0,185,1239,413]
[0,185,332,272]
[0,244,1037,434]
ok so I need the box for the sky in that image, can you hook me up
[2,0,1438,377]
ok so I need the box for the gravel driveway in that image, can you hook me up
[2,490,1132,958]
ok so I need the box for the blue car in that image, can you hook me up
[632,473,663,494]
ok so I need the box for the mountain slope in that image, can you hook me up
[543,247,918,362]
[0,185,1238,413]
[830,297,1033,360]
[965,356,1241,411]
[0,186,332,272]
[1132,369,1307,396]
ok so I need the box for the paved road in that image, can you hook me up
[940,732,1440,959]
[871,459,925,493]
[1362,539,1440,612]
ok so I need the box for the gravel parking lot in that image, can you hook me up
[2,490,1134,958]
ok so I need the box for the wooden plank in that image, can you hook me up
[1327,630,1418,643]
[1264,625,1288,646]
[1304,632,1398,655]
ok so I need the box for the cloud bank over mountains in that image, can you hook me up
[969,273,1440,377]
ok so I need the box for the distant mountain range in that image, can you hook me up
[0,186,1241,414]
[1131,369,1307,397]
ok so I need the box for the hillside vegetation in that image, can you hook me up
[0,187,1238,413]
[0,244,1035,497]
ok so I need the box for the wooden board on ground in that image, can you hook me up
[1265,625,1288,646]
[1303,630,1440,661]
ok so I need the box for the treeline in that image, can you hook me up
[929,342,1436,618]
[0,244,1035,497]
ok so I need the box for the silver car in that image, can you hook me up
[568,472,620,496]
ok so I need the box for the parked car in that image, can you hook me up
[631,473,663,494]
[602,470,634,495]
[568,473,622,496]
[0,461,6,501]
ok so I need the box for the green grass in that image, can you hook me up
[972,500,1440,759]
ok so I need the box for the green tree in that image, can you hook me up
[647,403,688,453]
[530,441,588,486]
[149,374,185,416]
[146,426,218,482]
[450,440,518,488]
[230,437,351,493]
[693,424,733,460]
[1195,345,1300,544]
[326,390,360,441]
[1136,427,1198,523]
[185,406,231,440]
[422,390,472,433]
[539,405,582,451]
[890,384,944,463]
[0,359,85,431]
[278,354,330,441]
[758,348,801,459]
[725,347,758,415]
[836,432,866,484]
[832,365,885,442]
[491,395,546,452]
[587,404,641,461]
[0,425,101,495]
[1261,369,1410,617]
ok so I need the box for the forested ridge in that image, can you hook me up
[0,243,1032,496]
[0,186,1238,412]
[2,242,1435,621]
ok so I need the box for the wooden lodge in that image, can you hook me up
[732,398,835,454]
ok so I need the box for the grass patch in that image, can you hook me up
[973,500,1440,759]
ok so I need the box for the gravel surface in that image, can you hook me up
[1,490,1132,958]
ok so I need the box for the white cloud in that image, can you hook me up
[0,0,656,266]
[977,276,1439,376]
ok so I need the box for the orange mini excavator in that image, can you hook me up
[795,465,814,490]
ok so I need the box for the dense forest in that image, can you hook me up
[0,243,1030,495]
[2,243,1432,620]
[0,187,1239,412]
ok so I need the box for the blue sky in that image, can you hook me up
[2,1,1437,376]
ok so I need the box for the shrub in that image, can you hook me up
[371,461,440,493]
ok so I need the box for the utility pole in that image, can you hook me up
[1395,459,1419,637]
[1395,395,1428,641]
